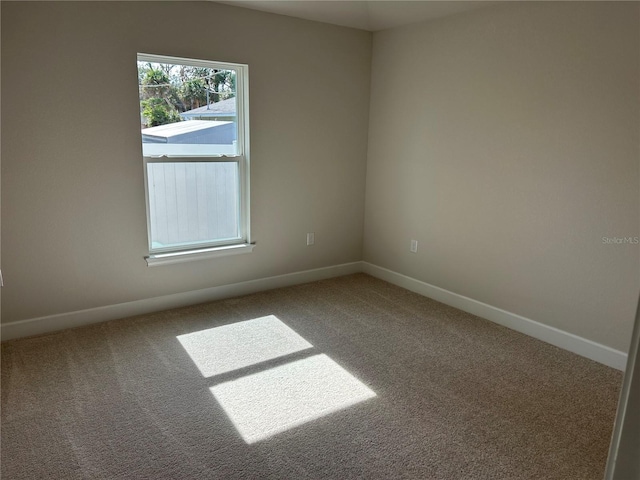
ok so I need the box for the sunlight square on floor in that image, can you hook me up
[210,354,377,443]
[177,315,313,377]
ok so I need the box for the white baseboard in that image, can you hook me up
[3,260,627,371]
[362,262,628,371]
[1,261,363,342]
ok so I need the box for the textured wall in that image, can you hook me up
[365,2,640,351]
[1,2,372,322]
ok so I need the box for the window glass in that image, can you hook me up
[138,60,238,157]
[147,161,240,250]
[138,53,249,256]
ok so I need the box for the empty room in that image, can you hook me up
[1,1,639,479]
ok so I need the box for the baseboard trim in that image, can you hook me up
[362,262,627,371]
[3,260,627,371]
[1,261,363,342]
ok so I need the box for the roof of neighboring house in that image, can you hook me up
[181,97,236,116]
[141,120,232,140]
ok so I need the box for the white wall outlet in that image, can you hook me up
[410,239,418,253]
[307,232,315,246]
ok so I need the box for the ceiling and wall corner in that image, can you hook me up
[215,1,500,31]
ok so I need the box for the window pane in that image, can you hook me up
[147,162,240,250]
[138,61,238,156]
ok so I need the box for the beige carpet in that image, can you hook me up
[1,274,621,479]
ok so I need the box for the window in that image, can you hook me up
[137,53,252,265]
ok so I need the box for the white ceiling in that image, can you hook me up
[216,1,500,32]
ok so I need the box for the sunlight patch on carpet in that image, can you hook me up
[210,354,377,443]
[177,315,313,377]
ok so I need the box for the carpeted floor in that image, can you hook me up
[1,274,622,479]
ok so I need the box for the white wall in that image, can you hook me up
[3,1,638,356]
[1,2,372,323]
[365,2,639,352]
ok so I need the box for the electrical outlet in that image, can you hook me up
[307,232,315,246]
[410,239,418,253]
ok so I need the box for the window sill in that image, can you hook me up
[145,243,255,267]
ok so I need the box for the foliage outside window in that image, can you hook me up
[137,61,236,128]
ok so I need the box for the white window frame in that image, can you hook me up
[137,53,252,266]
